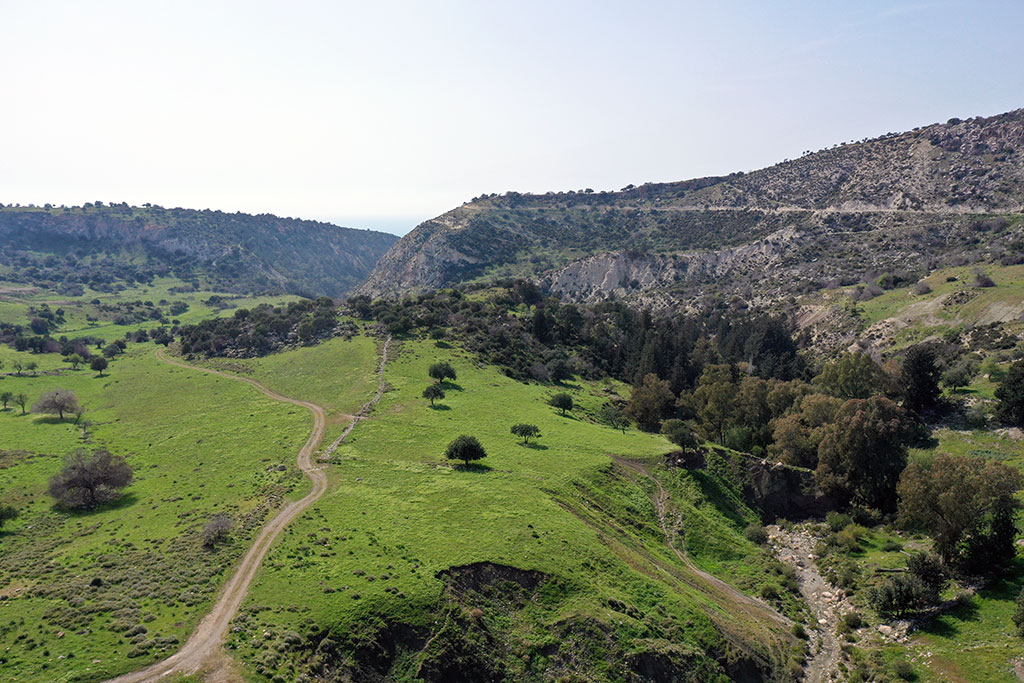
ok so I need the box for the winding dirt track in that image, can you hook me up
[108,349,333,682]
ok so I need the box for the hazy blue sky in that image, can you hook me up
[2,1,1022,235]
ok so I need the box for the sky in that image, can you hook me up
[2,1,1023,236]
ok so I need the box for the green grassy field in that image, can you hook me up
[0,343,313,681]
[0,276,300,343]
[227,340,798,681]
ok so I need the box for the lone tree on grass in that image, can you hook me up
[428,361,457,384]
[48,449,133,510]
[14,393,27,415]
[549,393,573,416]
[32,389,80,421]
[203,514,232,549]
[445,435,487,467]
[0,391,11,410]
[90,356,109,376]
[422,384,445,406]
[511,423,540,444]
[66,354,84,370]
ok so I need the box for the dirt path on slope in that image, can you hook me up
[768,525,853,683]
[322,336,391,458]
[612,456,790,627]
[108,343,386,682]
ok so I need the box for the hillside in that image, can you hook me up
[359,109,1024,310]
[0,204,398,297]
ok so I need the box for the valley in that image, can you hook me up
[2,110,1024,683]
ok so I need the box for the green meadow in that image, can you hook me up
[0,344,312,681]
[228,340,799,681]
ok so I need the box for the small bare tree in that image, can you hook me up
[203,514,232,549]
[48,449,133,509]
[32,389,80,421]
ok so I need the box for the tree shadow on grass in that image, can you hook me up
[518,442,548,450]
[59,492,139,516]
[434,341,452,349]
[921,615,959,638]
[441,381,463,391]
[33,415,71,425]
[452,462,493,473]
[429,404,451,411]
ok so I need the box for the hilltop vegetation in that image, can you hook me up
[0,203,398,297]
[360,110,1024,316]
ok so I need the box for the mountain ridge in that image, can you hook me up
[358,109,1024,305]
[0,203,398,296]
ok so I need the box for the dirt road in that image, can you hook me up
[107,349,334,682]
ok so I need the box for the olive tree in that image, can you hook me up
[510,423,540,444]
[445,435,487,466]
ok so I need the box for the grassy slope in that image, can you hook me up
[0,276,301,343]
[896,425,1024,683]
[0,344,312,682]
[228,340,796,682]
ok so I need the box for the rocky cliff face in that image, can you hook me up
[359,109,1024,306]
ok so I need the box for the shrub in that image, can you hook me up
[760,583,781,601]
[826,511,852,532]
[745,523,769,545]
[791,623,807,639]
[841,612,862,629]
[892,659,915,680]
[203,514,232,549]
[881,539,904,552]
[869,575,925,618]
[912,281,932,295]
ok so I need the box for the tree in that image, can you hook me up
[816,396,912,511]
[0,504,17,529]
[14,393,27,414]
[691,365,737,444]
[906,553,947,606]
[90,356,109,375]
[626,373,675,432]
[600,405,629,433]
[32,389,80,421]
[12,360,24,376]
[203,514,232,549]
[815,352,888,399]
[510,423,540,444]
[422,384,445,406]
[942,356,979,393]
[48,449,133,509]
[0,391,11,410]
[901,344,941,413]
[660,419,699,450]
[428,361,457,383]
[548,393,573,416]
[445,435,487,466]
[26,361,38,375]
[995,360,1024,426]
[898,454,1022,573]
[66,354,85,370]
[869,574,926,619]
